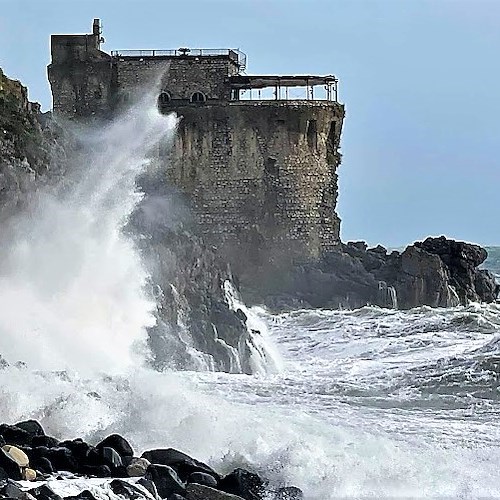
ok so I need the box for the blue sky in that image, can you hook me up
[1,0,499,247]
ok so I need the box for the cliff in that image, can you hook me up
[0,68,260,374]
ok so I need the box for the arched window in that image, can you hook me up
[190,91,206,103]
[158,91,171,106]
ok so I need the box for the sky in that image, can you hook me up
[1,0,499,247]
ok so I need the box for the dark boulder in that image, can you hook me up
[145,464,185,498]
[0,425,32,447]
[31,436,59,449]
[141,448,219,482]
[14,421,44,438]
[79,465,111,478]
[1,479,24,499]
[2,481,38,500]
[110,479,149,500]
[136,478,159,500]
[43,447,78,472]
[475,269,499,303]
[188,471,217,488]
[218,468,266,500]
[31,456,53,474]
[417,236,486,267]
[186,483,246,500]
[415,236,499,303]
[64,490,97,500]
[384,245,458,309]
[28,485,63,500]
[0,466,8,480]
[58,440,90,463]
[99,447,123,470]
[246,236,498,311]
[96,435,134,459]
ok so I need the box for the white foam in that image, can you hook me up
[0,93,177,374]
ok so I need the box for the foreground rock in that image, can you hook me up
[186,483,244,500]
[0,421,300,500]
[246,236,499,310]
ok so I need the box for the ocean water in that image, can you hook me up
[1,95,500,499]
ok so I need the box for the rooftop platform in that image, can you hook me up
[110,48,247,70]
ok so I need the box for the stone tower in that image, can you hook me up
[48,20,345,283]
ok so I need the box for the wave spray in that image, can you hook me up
[0,93,177,373]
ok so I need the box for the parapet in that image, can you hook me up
[111,48,246,71]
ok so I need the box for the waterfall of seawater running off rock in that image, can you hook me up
[0,93,177,373]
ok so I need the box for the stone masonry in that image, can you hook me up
[47,20,344,279]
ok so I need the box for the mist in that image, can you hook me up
[0,92,178,373]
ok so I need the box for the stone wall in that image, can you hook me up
[115,56,239,102]
[163,100,344,277]
[48,35,114,117]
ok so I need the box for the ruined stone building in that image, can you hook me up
[48,20,345,283]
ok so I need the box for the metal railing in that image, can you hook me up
[111,48,247,70]
[234,84,338,102]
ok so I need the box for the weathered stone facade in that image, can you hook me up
[47,20,344,276]
[166,102,343,275]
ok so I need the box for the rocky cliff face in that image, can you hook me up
[130,179,262,374]
[0,70,50,218]
[0,69,258,374]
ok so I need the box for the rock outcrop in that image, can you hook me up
[131,179,259,374]
[247,237,499,311]
[0,69,51,219]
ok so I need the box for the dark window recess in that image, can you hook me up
[191,91,206,103]
[158,92,171,106]
[265,157,278,176]
[306,119,318,150]
[326,121,336,163]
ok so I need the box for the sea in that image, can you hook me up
[1,92,500,500]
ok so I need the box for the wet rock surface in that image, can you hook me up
[131,177,257,374]
[248,237,499,311]
[0,421,301,500]
[0,68,257,375]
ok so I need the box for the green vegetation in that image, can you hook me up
[0,70,44,167]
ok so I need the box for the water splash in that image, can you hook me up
[223,280,282,374]
[0,92,178,374]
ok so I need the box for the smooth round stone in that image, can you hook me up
[23,468,37,481]
[2,445,29,468]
